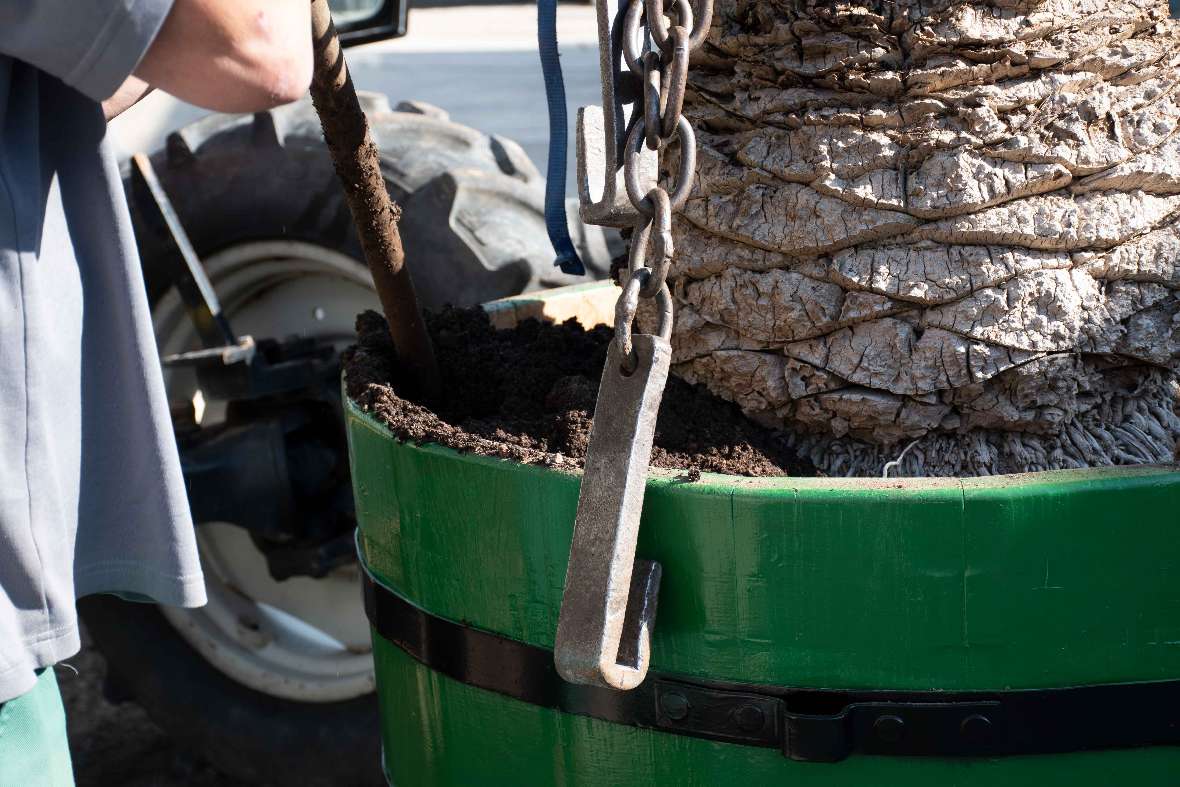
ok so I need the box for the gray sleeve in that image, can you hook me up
[0,0,176,102]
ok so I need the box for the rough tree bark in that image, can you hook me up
[668,0,1180,476]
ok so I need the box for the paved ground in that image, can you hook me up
[59,628,243,787]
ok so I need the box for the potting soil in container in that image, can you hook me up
[344,308,814,477]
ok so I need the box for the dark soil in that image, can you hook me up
[344,308,814,477]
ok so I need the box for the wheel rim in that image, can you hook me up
[154,240,379,703]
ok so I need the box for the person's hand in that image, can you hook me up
[103,76,153,121]
[133,0,313,113]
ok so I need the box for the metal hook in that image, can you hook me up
[576,0,658,228]
[554,311,671,690]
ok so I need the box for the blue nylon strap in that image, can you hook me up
[537,0,586,275]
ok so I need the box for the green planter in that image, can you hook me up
[346,291,1180,783]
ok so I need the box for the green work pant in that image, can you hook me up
[0,669,74,786]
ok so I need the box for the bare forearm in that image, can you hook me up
[135,0,312,113]
[103,76,154,121]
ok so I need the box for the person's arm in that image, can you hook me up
[103,76,154,121]
[0,1,312,114]
[134,0,313,113]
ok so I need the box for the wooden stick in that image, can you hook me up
[308,0,441,399]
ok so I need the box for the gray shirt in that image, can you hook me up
[0,0,205,703]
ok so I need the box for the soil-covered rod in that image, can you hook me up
[308,0,441,399]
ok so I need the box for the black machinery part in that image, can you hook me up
[133,152,359,582]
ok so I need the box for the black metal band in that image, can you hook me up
[362,566,1180,762]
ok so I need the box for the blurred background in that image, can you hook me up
[69,3,604,785]
[110,1,601,196]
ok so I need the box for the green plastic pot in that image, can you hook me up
[346,288,1180,785]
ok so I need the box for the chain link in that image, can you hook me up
[645,0,693,52]
[628,188,673,298]
[641,51,662,151]
[614,0,712,367]
[624,115,695,214]
[660,25,690,137]
[615,268,675,373]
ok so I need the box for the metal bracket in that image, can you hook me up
[653,679,1006,761]
[162,335,337,401]
[576,0,658,228]
[554,333,670,689]
[655,679,782,747]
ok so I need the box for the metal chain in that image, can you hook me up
[554,0,714,691]
[615,0,712,370]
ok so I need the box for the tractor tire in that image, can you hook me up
[81,93,607,786]
[128,92,611,310]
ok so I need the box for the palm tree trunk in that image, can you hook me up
[670,0,1180,475]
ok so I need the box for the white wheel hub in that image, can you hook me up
[153,240,379,703]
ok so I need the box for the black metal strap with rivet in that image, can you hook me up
[362,565,1180,762]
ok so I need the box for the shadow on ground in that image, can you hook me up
[58,626,246,787]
